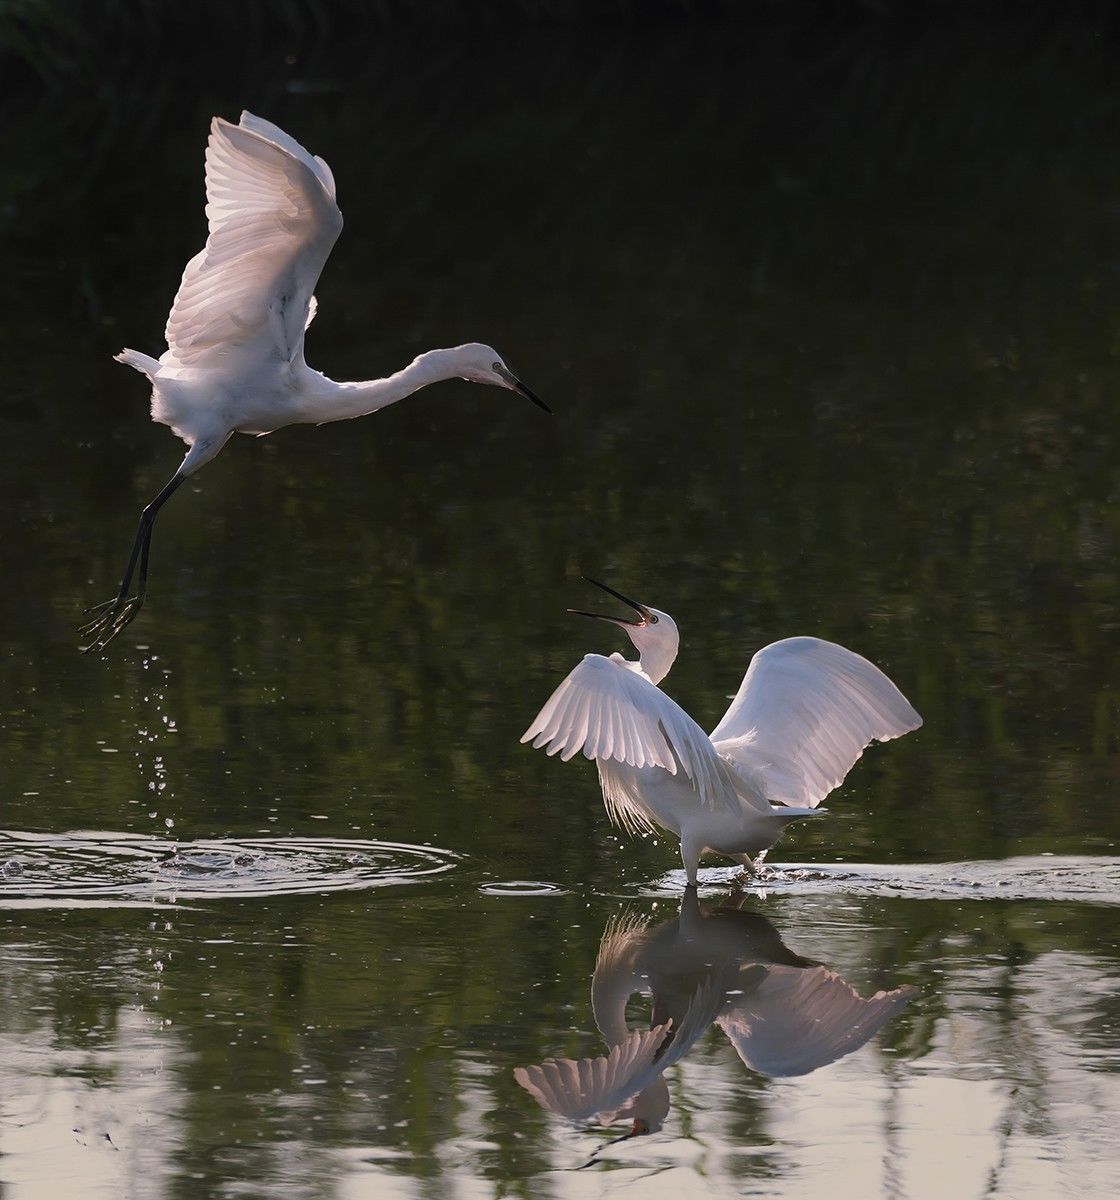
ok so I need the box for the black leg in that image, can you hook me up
[80,472,185,654]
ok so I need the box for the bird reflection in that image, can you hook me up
[515,890,916,1138]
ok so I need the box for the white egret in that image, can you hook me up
[515,891,917,1137]
[81,111,548,653]
[521,578,922,886]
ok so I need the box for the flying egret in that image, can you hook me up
[521,579,922,886]
[516,891,917,1137]
[81,111,548,653]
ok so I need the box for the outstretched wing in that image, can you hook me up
[710,637,921,808]
[514,978,727,1125]
[521,654,726,809]
[163,112,343,370]
[717,964,917,1077]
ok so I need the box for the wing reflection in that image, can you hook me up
[515,890,916,1136]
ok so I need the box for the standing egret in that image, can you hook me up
[521,579,921,886]
[81,111,548,653]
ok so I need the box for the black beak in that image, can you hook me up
[513,377,552,415]
[568,576,653,627]
[494,363,551,414]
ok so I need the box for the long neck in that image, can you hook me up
[307,349,458,424]
[637,639,678,687]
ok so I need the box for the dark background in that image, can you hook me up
[1,5,1120,1196]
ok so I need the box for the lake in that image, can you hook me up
[2,10,1119,1198]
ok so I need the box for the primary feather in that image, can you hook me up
[711,636,923,808]
[163,113,342,371]
[521,653,726,809]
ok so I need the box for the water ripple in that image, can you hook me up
[646,856,1120,905]
[0,830,459,904]
[477,880,569,896]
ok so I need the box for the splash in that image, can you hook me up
[646,856,1120,905]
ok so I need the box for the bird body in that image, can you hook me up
[82,112,546,652]
[596,757,812,866]
[522,579,922,886]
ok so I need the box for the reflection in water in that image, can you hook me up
[6,8,1120,1197]
[515,890,915,1137]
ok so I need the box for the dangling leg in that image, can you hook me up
[79,470,185,653]
[80,436,227,653]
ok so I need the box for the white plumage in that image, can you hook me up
[525,652,727,807]
[522,579,921,885]
[81,111,547,653]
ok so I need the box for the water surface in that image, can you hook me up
[2,11,1120,1198]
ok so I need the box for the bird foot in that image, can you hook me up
[729,851,770,891]
[79,594,144,654]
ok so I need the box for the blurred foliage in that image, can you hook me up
[1,6,1120,1195]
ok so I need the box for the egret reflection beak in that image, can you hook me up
[568,576,654,627]
[494,364,551,414]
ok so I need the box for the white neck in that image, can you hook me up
[306,349,460,424]
[636,641,678,687]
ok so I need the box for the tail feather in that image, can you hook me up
[774,806,824,823]
[115,348,161,378]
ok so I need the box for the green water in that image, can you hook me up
[2,13,1120,1198]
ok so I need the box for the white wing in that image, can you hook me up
[163,112,343,369]
[514,978,726,1124]
[710,637,921,808]
[717,964,917,1077]
[521,654,727,809]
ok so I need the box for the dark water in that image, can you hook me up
[3,12,1120,1198]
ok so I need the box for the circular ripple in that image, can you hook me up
[0,830,459,902]
[477,879,569,896]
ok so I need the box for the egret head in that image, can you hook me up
[570,577,680,685]
[449,343,550,413]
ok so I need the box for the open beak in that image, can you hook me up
[494,364,551,414]
[568,576,654,627]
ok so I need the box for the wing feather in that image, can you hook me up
[710,637,921,808]
[522,654,727,808]
[163,113,343,370]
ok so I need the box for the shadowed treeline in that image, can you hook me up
[2,9,1120,874]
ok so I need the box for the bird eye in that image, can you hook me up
[491,361,502,371]
[649,614,659,624]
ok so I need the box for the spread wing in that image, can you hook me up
[717,964,917,1077]
[514,978,725,1124]
[521,654,726,809]
[163,112,343,370]
[710,637,922,808]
